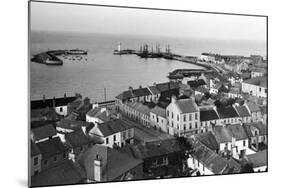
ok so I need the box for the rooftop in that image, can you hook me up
[200,108,219,122]
[78,145,142,181]
[245,101,261,113]
[31,124,57,142]
[247,150,267,168]
[31,160,83,187]
[213,124,248,143]
[65,129,99,148]
[56,119,92,131]
[150,105,166,118]
[98,119,134,137]
[121,138,184,159]
[243,76,267,88]
[174,98,199,114]
[194,132,219,151]
[217,106,239,119]
[235,105,251,117]
[31,96,78,110]
[36,137,68,159]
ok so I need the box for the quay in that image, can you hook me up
[31,49,87,65]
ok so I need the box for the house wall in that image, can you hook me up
[86,115,104,125]
[55,105,68,116]
[166,102,200,136]
[150,112,168,133]
[220,117,242,125]
[41,152,68,171]
[253,166,267,172]
[241,82,267,98]
[187,157,214,175]
[31,154,42,176]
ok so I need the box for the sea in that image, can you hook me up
[30,31,266,102]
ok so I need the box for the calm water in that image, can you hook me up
[30,31,266,102]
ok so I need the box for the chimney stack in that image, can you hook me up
[171,95,177,103]
[94,155,102,182]
[52,96,56,107]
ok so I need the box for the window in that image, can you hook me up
[184,124,186,130]
[189,114,192,121]
[259,87,261,92]
[63,152,67,159]
[157,116,159,123]
[113,135,116,141]
[195,113,198,120]
[34,170,39,175]
[177,115,179,121]
[189,123,192,129]
[171,121,174,127]
[106,138,109,144]
[255,130,258,136]
[195,122,198,128]
[167,110,169,117]
[177,124,179,129]
[60,107,63,112]
[183,115,186,122]
[243,140,246,147]
[172,112,174,119]
[34,157,38,165]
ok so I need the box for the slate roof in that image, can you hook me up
[217,106,239,119]
[150,105,166,118]
[36,137,68,159]
[260,105,267,115]
[227,124,248,141]
[31,96,78,110]
[247,150,267,168]
[243,76,267,88]
[195,132,219,151]
[98,119,134,137]
[65,129,98,148]
[132,88,151,97]
[187,79,206,88]
[200,109,219,121]
[31,140,41,157]
[155,82,180,92]
[246,101,261,113]
[235,105,251,117]
[78,145,142,181]
[127,102,151,115]
[116,82,180,100]
[31,160,83,187]
[243,122,267,137]
[31,124,57,142]
[121,138,184,159]
[56,119,92,131]
[174,98,198,114]
[116,90,134,100]
[148,86,161,95]
[213,124,248,143]
[192,141,239,174]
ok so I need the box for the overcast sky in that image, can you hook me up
[30,1,266,41]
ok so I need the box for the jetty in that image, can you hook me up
[31,49,87,65]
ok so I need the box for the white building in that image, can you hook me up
[166,97,200,136]
[150,106,168,132]
[241,76,267,98]
[213,124,249,159]
[199,107,220,133]
[87,119,134,148]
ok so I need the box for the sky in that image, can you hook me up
[30,1,267,41]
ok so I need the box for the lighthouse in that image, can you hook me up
[118,42,121,52]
